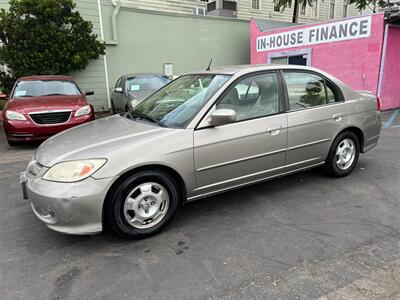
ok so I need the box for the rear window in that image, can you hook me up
[13,80,81,98]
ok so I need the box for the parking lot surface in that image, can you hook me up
[1,111,399,300]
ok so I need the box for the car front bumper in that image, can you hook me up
[25,171,115,235]
[3,114,94,142]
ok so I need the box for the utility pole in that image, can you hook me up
[292,0,300,23]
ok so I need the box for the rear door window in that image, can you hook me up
[283,71,343,110]
[283,72,327,110]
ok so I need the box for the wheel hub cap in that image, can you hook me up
[123,182,169,229]
[335,138,356,170]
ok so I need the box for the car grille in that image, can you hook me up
[29,111,71,125]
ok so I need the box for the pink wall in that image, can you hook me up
[251,14,386,100]
[379,25,400,110]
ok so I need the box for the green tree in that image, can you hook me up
[276,0,313,23]
[0,0,105,93]
[347,0,388,13]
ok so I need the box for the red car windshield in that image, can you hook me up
[12,80,81,98]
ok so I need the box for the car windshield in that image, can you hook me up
[13,80,81,97]
[129,74,231,128]
[126,76,169,92]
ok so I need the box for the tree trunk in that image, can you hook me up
[292,0,300,23]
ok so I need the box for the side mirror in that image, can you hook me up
[0,93,8,100]
[115,87,123,93]
[210,109,236,126]
[85,90,94,96]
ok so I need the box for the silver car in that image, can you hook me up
[110,73,170,113]
[21,65,381,239]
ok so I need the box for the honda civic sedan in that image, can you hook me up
[2,75,95,146]
[21,65,381,239]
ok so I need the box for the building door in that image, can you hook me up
[379,26,400,110]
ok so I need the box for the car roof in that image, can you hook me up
[124,73,167,78]
[18,75,74,81]
[187,64,324,75]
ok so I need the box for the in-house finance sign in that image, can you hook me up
[256,16,371,52]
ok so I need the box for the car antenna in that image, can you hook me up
[206,58,213,71]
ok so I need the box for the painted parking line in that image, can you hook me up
[384,109,400,128]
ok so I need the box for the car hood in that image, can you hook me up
[7,95,87,114]
[35,114,167,166]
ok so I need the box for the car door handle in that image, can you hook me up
[333,113,343,121]
[267,126,281,135]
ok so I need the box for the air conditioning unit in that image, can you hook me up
[193,7,207,15]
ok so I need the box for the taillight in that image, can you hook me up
[376,97,381,111]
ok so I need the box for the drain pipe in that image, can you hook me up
[97,0,111,109]
[111,0,121,43]
[377,24,389,98]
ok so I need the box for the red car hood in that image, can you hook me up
[6,95,87,114]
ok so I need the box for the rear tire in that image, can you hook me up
[105,170,179,239]
[111,101,117,114]
[324,131,360,177]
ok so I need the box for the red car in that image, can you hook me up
[1,75,95,146]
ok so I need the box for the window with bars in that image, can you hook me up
[251,0,260,10]
[299,0,318,17]
[300,4,306,15]
[273,0,281,12]
[343,0,348,17]
[329,0,335,18]
[311,0,318,17]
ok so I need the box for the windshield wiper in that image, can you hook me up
[130,112,166,127]
[42,93,66,96]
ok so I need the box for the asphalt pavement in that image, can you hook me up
[0,110,399,300]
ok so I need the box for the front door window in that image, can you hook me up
[216,73,279,122]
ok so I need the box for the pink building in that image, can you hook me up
[251,13,400,110]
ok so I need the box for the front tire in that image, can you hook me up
[6,138,18,147]
[324,131,360,177]
[105,170,179,239]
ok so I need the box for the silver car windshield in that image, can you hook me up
[129,74,231,128]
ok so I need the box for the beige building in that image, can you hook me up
[118,0,208,15]
[235,0,360,22]
[120,0,360,23]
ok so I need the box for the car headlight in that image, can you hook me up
[131,99,140,108]
[6,110,26,121]
[74,105,91,117]
[42,159,107,182]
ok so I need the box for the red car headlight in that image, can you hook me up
[74,105,91,117]
[6,110,27,121]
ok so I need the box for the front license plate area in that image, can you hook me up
[20,172,28,200]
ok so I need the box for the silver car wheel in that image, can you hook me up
[335,138,356,170]
[123,182,170,229]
